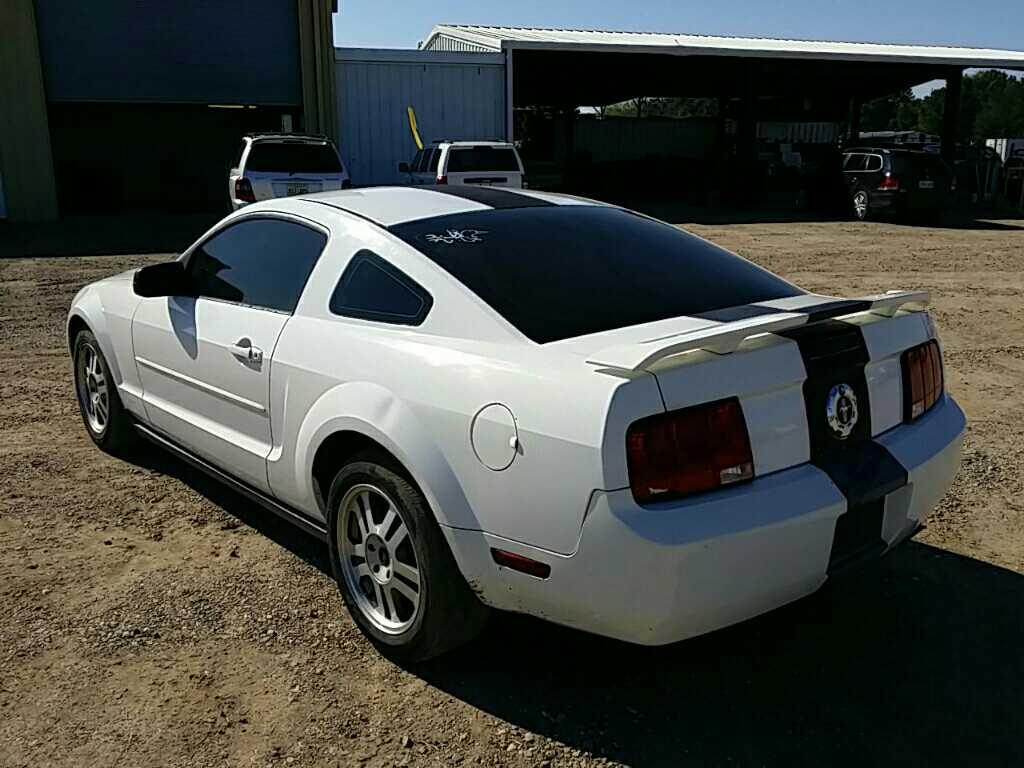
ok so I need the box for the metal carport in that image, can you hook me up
[424,26,1024,201]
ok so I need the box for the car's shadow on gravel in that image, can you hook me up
[130,445,1022,765]
[415,542,1024,766]
[129,445,332,575]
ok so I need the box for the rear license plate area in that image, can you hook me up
[828,498,885,575]
[286,184,310,196]
[918,180,935,190]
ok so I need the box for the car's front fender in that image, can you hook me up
[67,284,125,385]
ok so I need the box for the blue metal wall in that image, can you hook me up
[35,0,301,105]
[336,49,506,186]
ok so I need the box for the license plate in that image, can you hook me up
[918,180,935,190]
[286,184,310,196]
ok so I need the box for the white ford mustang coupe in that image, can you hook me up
[68,186,965,660]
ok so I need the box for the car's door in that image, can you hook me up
[132,215,328,492]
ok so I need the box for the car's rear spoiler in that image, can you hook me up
[586,290,929,372]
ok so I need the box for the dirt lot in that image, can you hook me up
[2,216,1023,767]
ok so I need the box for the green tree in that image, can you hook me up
[861,88,920,131]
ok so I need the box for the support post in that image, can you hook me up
[848,95,862,145]
[561,106,576,184]
[737,62,757,204]
[941,68,963,164]
[297,0,338,140]
[504,46,515,142]
[0,0,58,220]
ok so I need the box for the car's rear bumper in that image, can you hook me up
[455,394,965,645]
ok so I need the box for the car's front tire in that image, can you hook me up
[72,329,136,453]
[326,454,488,661]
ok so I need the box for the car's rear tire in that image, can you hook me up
[326,454,488,661]
[72,329,136,453]
[851,189,871,221]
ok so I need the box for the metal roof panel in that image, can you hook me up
[423,24,1024,69]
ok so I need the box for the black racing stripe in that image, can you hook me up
[779,320,909,573]
[693,298,872,324]
[800,299,873,323]
[420,185,555,209]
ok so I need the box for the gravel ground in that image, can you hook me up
[2,215,1023,767]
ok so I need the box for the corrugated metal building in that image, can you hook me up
[0,0,337,220]
[336,49,506,186]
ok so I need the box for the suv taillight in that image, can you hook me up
[234,177,256,203]
[879,172,900,191]
[436,175,447,185]
[901,340,943,421]
[626,398,754,505]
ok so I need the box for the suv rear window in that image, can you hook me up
[892,154,951,178]
[390,206,801,343]
[446,147,520,173]
[246,142,343,173]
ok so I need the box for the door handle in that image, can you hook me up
[230,339,263,363]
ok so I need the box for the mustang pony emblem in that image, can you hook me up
[826,383,859,440]
[425,229,487,244]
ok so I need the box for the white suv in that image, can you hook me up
[399,141,524,188]
[229,134,350,210]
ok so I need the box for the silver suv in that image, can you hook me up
[399,141,524,188]
[229,133,351,210]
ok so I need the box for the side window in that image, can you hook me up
[188,218,327,313]
[411,149,424,172]
[330,250,433,325]
[844,153,867,171]
[428,148,441,172]
[865,154,884,172]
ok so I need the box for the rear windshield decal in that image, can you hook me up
[425,229,487,245]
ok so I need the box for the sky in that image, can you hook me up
[333,0,1024,96]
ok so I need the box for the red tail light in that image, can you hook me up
[901,340,943,421]
[879,173,900,191]
[436,175,447,185]
[234,177,256,203]
[626,398,754,505]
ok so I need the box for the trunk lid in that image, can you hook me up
[563,291,933,480]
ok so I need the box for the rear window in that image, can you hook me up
[389,206,801,343]
[445,147,520,173]
[892,154,951,178]
[246,141,343,174]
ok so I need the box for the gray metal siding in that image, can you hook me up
[35,0,302,105]
[336,50,506,186]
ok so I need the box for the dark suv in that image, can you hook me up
[841,147,954,220]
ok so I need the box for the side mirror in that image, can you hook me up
[133,260,192,298]
[398,162,411,173]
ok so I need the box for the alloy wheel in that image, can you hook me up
[76,343,109,434]
[338,483,422,635]
[853,191,869,219]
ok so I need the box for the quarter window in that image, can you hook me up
[187,217,327,313]
[865,154,884,172]
[844,153,868,171]
[330,251,432,325]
